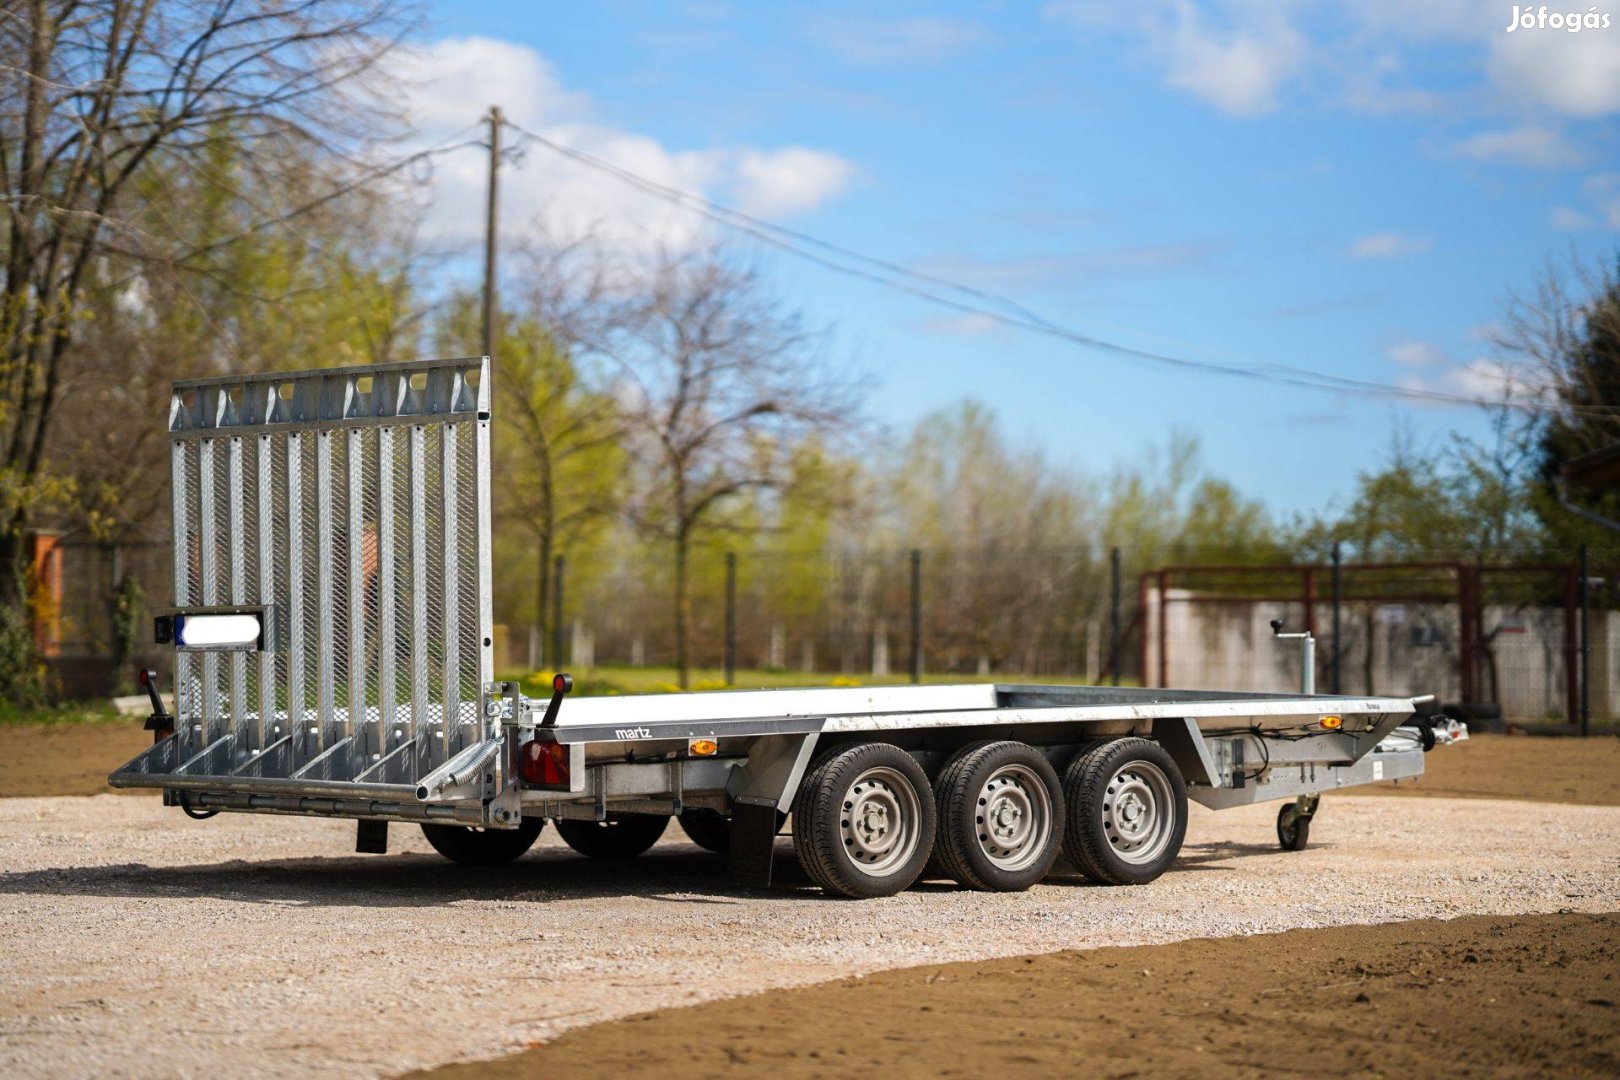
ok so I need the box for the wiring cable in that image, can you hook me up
[500,118,1614,420]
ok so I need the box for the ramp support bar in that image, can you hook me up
[415,736,503,802]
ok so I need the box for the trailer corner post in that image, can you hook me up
[724,551,737,687]
[909,548,922,684]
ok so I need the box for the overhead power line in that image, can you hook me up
[500,118,1608,419]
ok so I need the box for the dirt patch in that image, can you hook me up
[0,722,149,797]
[412,911,1620,1080]
[1345,731,1620,806]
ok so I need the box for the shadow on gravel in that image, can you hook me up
[0,842,824,907]
[0,834,1304,907]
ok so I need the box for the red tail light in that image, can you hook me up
[520,739,569,786]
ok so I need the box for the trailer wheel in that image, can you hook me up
[793,743,935,899]
[1276,803,1311,851]
[933,741,1064,891]
[1061,738,1187,886]
[677,808,730,854]
[556,813,669,859]
[420,817,545,865]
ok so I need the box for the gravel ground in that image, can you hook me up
[2,794,1617,1079]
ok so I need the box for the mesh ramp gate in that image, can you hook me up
[111,359,496,820]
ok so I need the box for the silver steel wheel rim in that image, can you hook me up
[974,763,1051,872]
[1102,760,1175,865]
[839,766,921,877]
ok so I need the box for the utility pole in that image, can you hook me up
[482,105,503,359]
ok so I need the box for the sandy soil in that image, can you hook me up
[415,911,1620,1080]
[1,793,1617,1079]
[1345,731,1620,806]
[0,722,150,798]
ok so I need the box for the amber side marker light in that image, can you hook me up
[688,738,718,757]
[1319,715,1343,730]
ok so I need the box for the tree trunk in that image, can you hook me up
[674,534,690,689]
[534,525,551,669]
[0,532,24,608]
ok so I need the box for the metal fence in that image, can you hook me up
[1140,559,1611,726]
[37,532,1620,728]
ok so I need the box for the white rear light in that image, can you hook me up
[176,613,263,650]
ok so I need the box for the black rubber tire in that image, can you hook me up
[792,742,935,899]
[677,808,731,854]
[933,740,1064,892]
[421,817,545,865]
[1277,803,1311,851]
[1061,738,1187,886]
[555,813,669,859]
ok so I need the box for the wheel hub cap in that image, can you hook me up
[839,767,921,876]
[974,764,1052,872]
[1102,761,1176,866]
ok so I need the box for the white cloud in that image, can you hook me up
[1450,125,1583,168]
[1544,173,1620,230]
[919,313,1008,337]
[732,148,858,217]
[1551,205,1593,230]
[1160,6,1307,116]
[1044,1,1305,116]
[1387,339,1447,367]
[1046,1,1620,120]
[1348,232,1433,259]
[388,36,591,132]
[1384,336,1550,404]
[1395,358,1550,405]
[1488,22,1620,116]
[1336,0,1490,44]
[381,37,855,254]
[806,16,988,66]
[1583,172,1620,226]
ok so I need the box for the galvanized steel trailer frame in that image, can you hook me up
[111,357,1436,890]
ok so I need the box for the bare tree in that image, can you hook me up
[595,250,858,687]
[458,241,625,667]
[1492,254,1620,446]
[1491,252,1620,543]
[0,0,409,610]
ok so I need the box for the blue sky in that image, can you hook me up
[401,1,1620,515]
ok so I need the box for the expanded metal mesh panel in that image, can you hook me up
[166,359,493,786]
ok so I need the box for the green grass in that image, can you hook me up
[502,663,1111,699]
[0,700,124,727]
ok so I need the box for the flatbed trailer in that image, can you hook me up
[112,357,1452,898]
